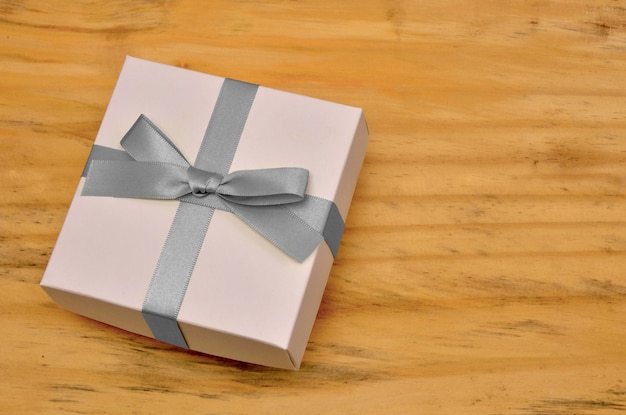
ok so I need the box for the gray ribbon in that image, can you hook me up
[81,79,345,348]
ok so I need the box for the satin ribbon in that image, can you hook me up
[80,79,345,348]
[82,115,343,263]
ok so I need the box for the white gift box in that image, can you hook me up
[41,56,368,369]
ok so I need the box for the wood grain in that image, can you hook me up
[1,0,625,413]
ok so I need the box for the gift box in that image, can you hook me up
[40,56,368,369]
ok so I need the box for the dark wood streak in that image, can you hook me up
[521,398,626,415]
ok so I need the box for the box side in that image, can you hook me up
[39,283,298,369]
[179,321,297,370]
[286,111,369,368]
[333,110,369,216]
[40,284,153,337]
[283,247,335,369]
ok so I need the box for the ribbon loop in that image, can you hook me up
[219,168,308,206]
[187,166,222,197]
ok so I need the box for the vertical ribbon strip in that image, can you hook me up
[142,79,258,348]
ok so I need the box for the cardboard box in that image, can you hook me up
[41,56,368,369]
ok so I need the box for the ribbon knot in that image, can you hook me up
[187,167,222,197]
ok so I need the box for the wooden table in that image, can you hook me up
[2,1,625,413]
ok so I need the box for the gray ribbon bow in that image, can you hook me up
[82,115,344,263]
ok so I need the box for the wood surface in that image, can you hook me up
[1,0,625,413]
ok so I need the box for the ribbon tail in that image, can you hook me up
[181,194,345,261]
[284,195,345,258]
[228,203,325,263]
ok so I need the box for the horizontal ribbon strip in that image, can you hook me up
[82,116,345,263]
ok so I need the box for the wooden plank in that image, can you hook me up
[1,0,625,413]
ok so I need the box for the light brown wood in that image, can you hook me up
[2,0,625,413]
